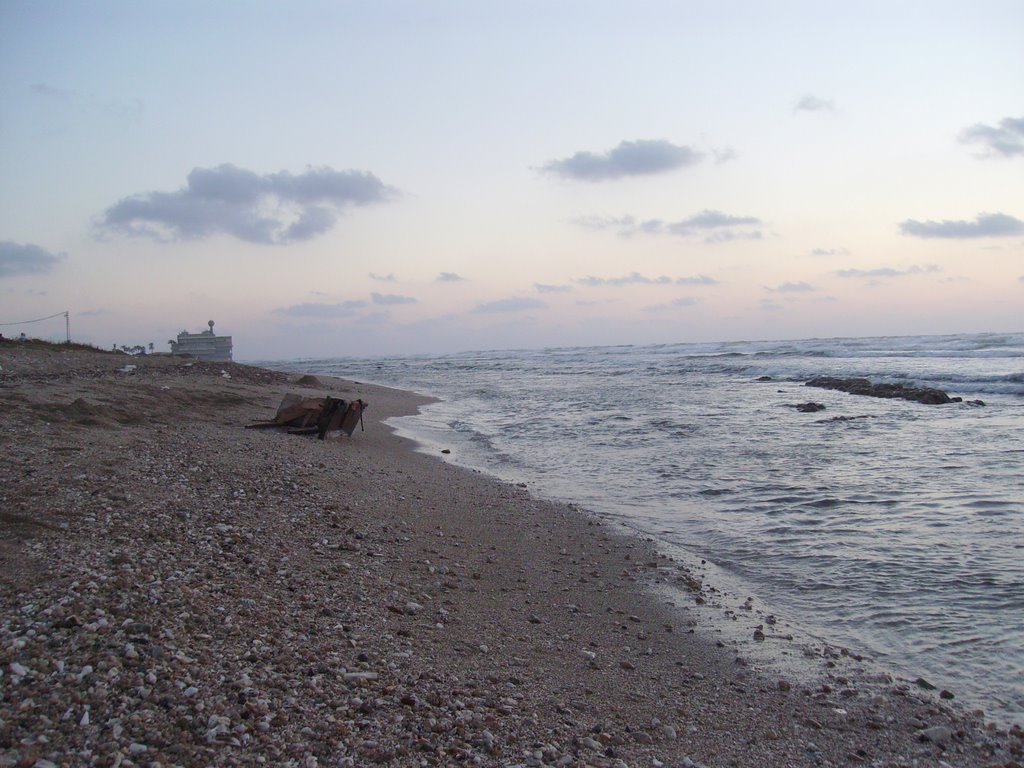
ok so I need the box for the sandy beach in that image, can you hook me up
[1,345,1020,768]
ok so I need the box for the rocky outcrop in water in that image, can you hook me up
[786,402,826,412]
[805,376,964,405]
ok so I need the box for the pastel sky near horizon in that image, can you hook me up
[1,1,1022,360]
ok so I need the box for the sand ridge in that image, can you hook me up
[1,346,1020,767]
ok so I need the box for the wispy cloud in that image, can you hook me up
[676,274,719,286]
[534,283,572,294]
[541,139,704,181]
[644,297,700,312]
[573,215,660,235]
[473,297,547,313]
[668,210,761,234]
[578,272,672,287]
[31,82,74,100]
[31,81,143,126]
[369,272,397,282]
[0,241,65,277]
[577,271,720,288]
[275,300,367,318]
[371,292,416,306]
[810,247,850,257]
[97,164,395,245]
[900,212,1024,239]
[436,272,465,282]
[835,265,940,279]
[711,146,737,164]
[794,94,836,113]
[575,209,764,243]
[959,116,1024,158]
[768,281,815,293]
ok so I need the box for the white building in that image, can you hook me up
[169,320,233,361]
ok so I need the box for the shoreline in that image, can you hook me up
[1,348,1020,767]
[369,386,1007,726]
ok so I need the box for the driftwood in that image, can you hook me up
[246,393,367,439]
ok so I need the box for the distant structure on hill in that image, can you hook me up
[169,320,233,361]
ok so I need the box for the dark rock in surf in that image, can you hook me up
[805,376,962,405]
[791,402,826,413]
[756,376,773,382]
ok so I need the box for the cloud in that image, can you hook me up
[275,300,367,318]
[794,94,836,113]
[644,297,700,312]
[899,212,1024,239]
[576,209,764,242]
[31,82,74,100]
[768,281,815,293]
[473,297,547,314]
[0,241,65,277]
[353,311,393,327]
[959,116,1024,158]
[835,265,940,279]
[578,272,672,287]
[668,210,764,242]
[673,210,760,230]
[541,139,703,181]
[97,164,394,245]
[572,215,664,236]
[711,146,737,164]
[704,229,764,243]
[371,292,416,306]
[369,272,397,282]
[810,247,850,257]
[675,274,719,286]
[577,271,720,288]
[436,272,465,282]
[32,81,143,126]
[534,283,572,294]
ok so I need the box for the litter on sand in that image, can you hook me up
[246,393,367,440]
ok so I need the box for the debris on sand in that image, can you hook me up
[246,393,367,439]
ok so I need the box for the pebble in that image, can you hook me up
[343,671,378,681]
[919,725,952,745]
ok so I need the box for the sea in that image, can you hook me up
[267,331,1024,726]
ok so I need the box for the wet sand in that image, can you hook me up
[1,345,1020,767]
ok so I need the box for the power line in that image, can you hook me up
[0,311,68,326]
[0,311,71,342]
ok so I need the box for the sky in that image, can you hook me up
[1,1,1022,360]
